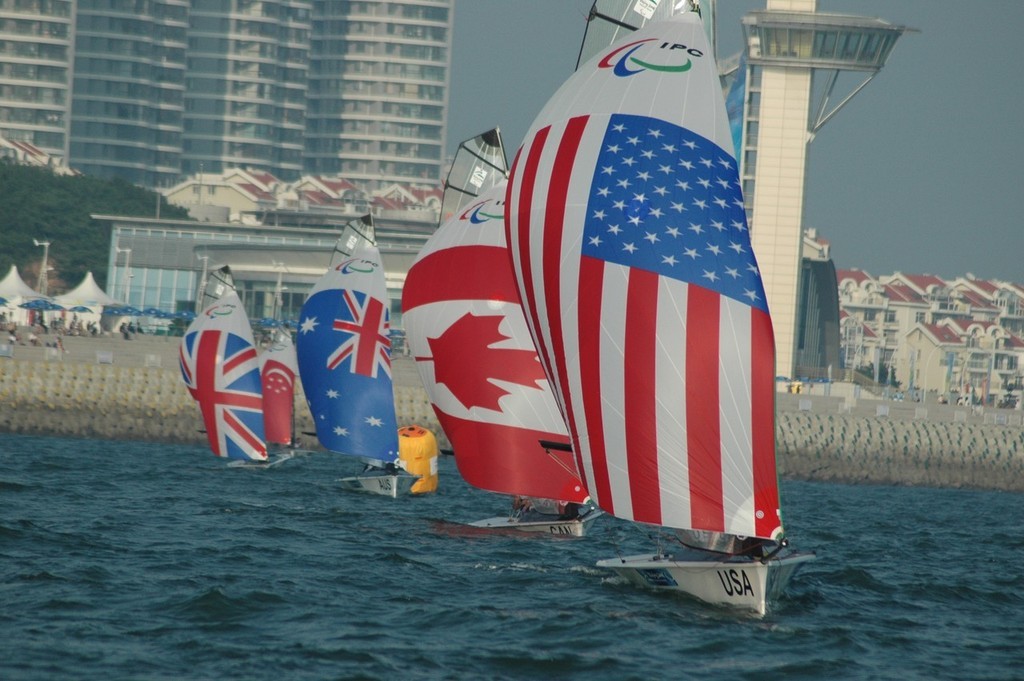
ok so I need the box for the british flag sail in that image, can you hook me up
[296,243,398,465]
[179,290,267,461]
[506,11,782,540]
[260,330,297,446]
[402,181,589,504]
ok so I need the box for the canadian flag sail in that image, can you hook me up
[402,181,588,504]
[505,11,782,539]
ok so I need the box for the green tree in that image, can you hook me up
[0,162,190,292]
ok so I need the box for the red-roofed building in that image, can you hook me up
[840,269,1024,405]
[164,168,280,222]
[0,136,78,176]
[164,169,446,227]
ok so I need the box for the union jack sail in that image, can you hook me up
[179,291,267,461]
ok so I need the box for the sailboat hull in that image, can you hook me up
[468,509,604,537]
[337,473,420,498]
[596,550,815,616]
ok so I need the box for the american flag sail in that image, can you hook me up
[506,12,782,540]
[402,181,589,503]
[295,243,398,464]
[260,330,297,446]
[179,291,267,461]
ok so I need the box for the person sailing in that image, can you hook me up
[511,496,584,522]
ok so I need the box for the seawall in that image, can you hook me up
[1,333,1022,492]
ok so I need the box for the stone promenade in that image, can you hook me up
[1,331,1022,491]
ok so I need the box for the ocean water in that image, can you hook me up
[1,434,1020,680]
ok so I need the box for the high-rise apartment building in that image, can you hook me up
[0,0,452,189]
[305,0,452,191]
[183,0,311,181]
[70,0,188,187]
[0,0,74,162]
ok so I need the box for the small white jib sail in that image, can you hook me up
[576,0,695,69]
[196,264,234,314]
[439,127,509,224]
[505,8,812,612]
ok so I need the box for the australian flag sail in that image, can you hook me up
[506,12,782,540]
[179,290,267,461]
[296,243,398,465]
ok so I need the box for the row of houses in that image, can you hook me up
[162,168,444,226]
[838,269,1024,406]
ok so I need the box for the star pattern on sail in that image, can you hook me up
[582,113,765,312]
[294,242,400,463]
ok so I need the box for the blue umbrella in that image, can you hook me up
[68,305,94,313]
[175,310,197,321]
[141,307,165,317]
[103,305,142,316]
[0,296,8,306]
[19,298,65,311]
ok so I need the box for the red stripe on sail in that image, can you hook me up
[510,127,551,385]
[223,346,256,374]
[751,306,781,538]
[402,246,521,311]
[624,269,661,523]
[222,407,265,456]
[577,255,613,511]
[541,116,589,474]
[686,286,724,530]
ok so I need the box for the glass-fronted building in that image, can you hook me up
[98,213,432,328]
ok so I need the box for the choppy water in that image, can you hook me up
[1,434,1020,680]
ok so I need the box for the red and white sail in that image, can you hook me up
[260,331,297,446]
[505,12,782,539]
[402,182,588,503]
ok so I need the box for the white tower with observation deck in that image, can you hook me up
[734,0,912,379]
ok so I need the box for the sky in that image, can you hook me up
[446,0,1023,284]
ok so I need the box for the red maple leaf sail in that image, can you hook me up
[426,313,548,411]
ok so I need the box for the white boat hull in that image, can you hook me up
[226,450,304,468]
[469,509,604,537]
[337,473,419,498]
[596,549,815,616]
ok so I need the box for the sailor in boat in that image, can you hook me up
[360,460,402,475]
[675,529,776,560]
[511,496,584,522]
